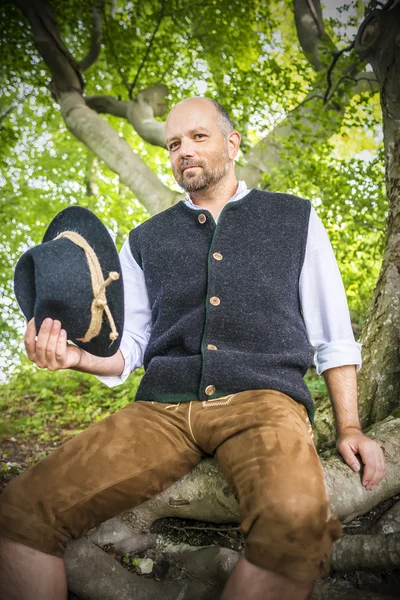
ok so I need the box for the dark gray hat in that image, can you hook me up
[14,206,124,357]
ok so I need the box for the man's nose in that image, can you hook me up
[177,139,195,158]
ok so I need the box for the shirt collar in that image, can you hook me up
[184,180,250,210]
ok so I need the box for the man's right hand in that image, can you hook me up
[24,318,83,371]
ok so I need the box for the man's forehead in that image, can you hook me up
[165,98,218,138]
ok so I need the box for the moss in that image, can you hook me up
[389,407,400,419]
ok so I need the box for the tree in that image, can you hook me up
[1,0,400,598]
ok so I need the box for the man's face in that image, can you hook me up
[165,99,231,193]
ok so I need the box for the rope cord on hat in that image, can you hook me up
[55,231,119,343]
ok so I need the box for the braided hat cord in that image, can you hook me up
[55,231,119,343]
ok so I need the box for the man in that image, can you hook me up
[0,97,386,600]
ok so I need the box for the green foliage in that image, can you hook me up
[0,363,144,445]
[304,369,328,401]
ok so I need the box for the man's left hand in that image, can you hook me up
[336,428,387,491]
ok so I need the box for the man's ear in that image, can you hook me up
[228,130,241,160]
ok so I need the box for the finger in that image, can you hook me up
[55,328,68,367]
[364,445,387,489]
[24,318,37,361]
[358,443,377,488]
[45,320,62,370]
[337,441,361,472]
[35,318,54,368]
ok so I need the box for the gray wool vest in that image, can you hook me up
[129,189,315,420]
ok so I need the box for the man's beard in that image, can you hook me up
[175,153,230,193]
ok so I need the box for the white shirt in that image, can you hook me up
[98,182,362,387]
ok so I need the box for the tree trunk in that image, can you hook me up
[355,2,400,426]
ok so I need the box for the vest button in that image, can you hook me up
[207,344,217,351]
[198,214,207,224]
[205,385,216,396]
[213,252,223,261]
[210,296,220,306]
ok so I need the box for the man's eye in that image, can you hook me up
[195,134,206,139]
[169,142,179,150]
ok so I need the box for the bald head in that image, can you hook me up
[166,97,235,140]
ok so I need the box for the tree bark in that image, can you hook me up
[372,499,400,534]
[311,580,397,600]
[331,532,400,571]
[65,534,400,600]
[324,414,400,522]
[355,2,400,425]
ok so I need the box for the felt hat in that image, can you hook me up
[14,206,124,357]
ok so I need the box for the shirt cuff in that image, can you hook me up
[94,337,138,388]
[314,341,362,375]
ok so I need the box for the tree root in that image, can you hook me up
[372,500,400,534]
[311,580,398,600]
[331,532,400,570]
[66,537,240,600]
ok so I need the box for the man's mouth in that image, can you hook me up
[182,165,200,172]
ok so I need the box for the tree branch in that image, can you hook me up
[85,151,96,198]
[79,0,105,72]
[239,3,378,190]
[0,104,14,124]
[128,0,166,99]
[13,0,84,95]
[372,498,400,534]
[293,0,337,71]
[109,0,117,19]
[306,0,324,36]
[236,58,381,190]
[381,0,397,10]
[85,95,129,118]
[323,41,356,103]
[85,84,169,148]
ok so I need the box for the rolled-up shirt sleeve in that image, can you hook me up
[300,208,362,375]
[96,239,151,387]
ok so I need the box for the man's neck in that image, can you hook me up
[188,175,239,220]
